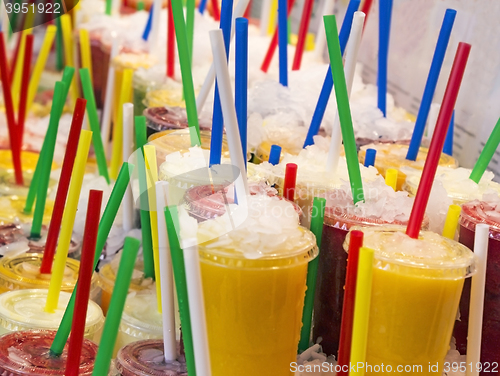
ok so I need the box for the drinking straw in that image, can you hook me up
[210,0,234,167]
[186,0,195,65]
[167,0,175,78]
[45,130,92,313]
[79,29,93,83]
[235,17,248,169]
[302,0,360,148]
[292,0,313,70]
[259,0,271,36]
[268,144,282,165]
[278,0,287,86]
[377,0,392,117]
[101,37,119,157]
[466,223,489,376]
[337,230,363,376]
[442,204,461,240]
[164,205,197,376]
[65,190,102,376]
[443,111,455,156]
[470,117,500,183]
[61,14,78,106]
[142,4,154,41]
[92,237,140,376]
[105,0,113,15]
[211,0,220,21]
[363,148,376,167]
[155,181,177,362]
[55,18,64,71]
[267,0,278,34]
[199,0,208,14]
[40,99,86,274]
[209,29,250,195]
[298,197,326,352]
[137,1,144,10]
[324,15,364,204]
[122,103,135,232]
[406,43,471,239]
[349,246,374,376]
[0,32,22,186]
[170,0,201,147]
[313,0,334,59]
[11,30,31,103]
[30,82,67,238]
[27,25,56,111]
[16,33,32,151]
[406,9,456,161]
[144,145,162,306]
[51,162,134,356]
[283,163,298,201]
[80,68,110,184]
[385,168,398,191]
[151,0,162,55]
[326,11,364,174]
[110,69,133,180]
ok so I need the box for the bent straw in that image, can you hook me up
[406,43,471,239]
[442,204,461,240]
[292,0,314,70]
[278,0,287,86]
[470,116,500,183]
[17,34,33,151]
[377,0,392,117]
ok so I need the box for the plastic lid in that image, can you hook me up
[120,290,163,335]
[460,200,500,240]
[98,254,154,294]
[0,223,24,247]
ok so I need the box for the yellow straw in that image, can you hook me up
[79,29,93,83]
[442,204,461,240]
[27,25,56,112]
[144,145,162,313]
[267,0,278,35]
[112,70,124,127]
[110,69,133,180]
[384,168,398,191]
[61,14,79,107]
[12,30,32,107]
[45,130,92,313]
[349,246,374,376]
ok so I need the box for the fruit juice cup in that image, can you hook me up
[454,199,500,369]
[0,252,100,300]
[0,330,97,375]
[112,53,159,74]
[345,226,476,375]
[144,88,186,112]
[197,195,318,376]
[133,78,163,118]
[143,106,211,138]
[252,140,291,164]
[0,223,24,246]
[115,340,187,376]
[0,195,54,225]
[358,143,458,191]
[0,289,104,342]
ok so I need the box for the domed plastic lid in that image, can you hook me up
[460,199,500,240]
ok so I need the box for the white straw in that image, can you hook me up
[209,29,249,195]
[196,0,251,113]
[101,36,119,158]
[150,0,162,57]
[326,11,365,173]
[155,181,178,362]
[426,103,440,140]
[466,223,489,376]
[259,0,272,36]
[111,0,121,15]
[314,0,336,61]
[122,103,135,232]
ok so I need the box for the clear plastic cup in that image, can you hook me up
[345,226,476,375]
[112,53,158,73]
[0,330,97,375]
[0,195,54,225]
[143,106,211,138]
[143,88,185,112]
[0,289,104,342]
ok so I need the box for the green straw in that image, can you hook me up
[55,18,64,71]
[170,0,201,147]
[135,117,155,279]
[324,15,364,204]
[29,81,66,239]
[470,116,500,183]
[80,68,111,184]
[298,197,326,352]
[164,205,197,376]
[186,0,195,67]
[24,67,74,214]
[50,162,133,356]
[137,0,144,10]
[92,236,140,375]
[105,0,112,15]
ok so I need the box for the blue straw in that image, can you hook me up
[364,148,376,167]
[302,0,360,148]
[278,0,288,86]
[269,145,282,165]
[406,9,456,161]
[198,0,208,14]
[443,110,454,156]
[377,0,392,117]
[142,4,154,41]
[235,18,249,170]
[209,0,234,167]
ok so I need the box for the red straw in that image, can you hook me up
[260,0,295,73]
[406,42,471,239]
[283,163,298,202]
[40,98,87,274]
[360,0,373,31]
[244,0,252,18]
[211,0,220,21]
[167,0,175,78]
[9,32,22,85]
[337,230,363,376]
[291,0,314,70]
[64,189,103,376]
[17,34,34,151]
[0,32,23,186]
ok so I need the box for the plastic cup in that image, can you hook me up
[358,143,458,191]
[143,106,211,138]
[115,340,187,376]
[112,53,158,73]
[0,330,97,375]
[132,71,166,117]
[454,199,500,368]
[143,88,186,114]
[0,223,24,246]
[0,289,104,342]
[0,195,54,225]
[345,226,475,375]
